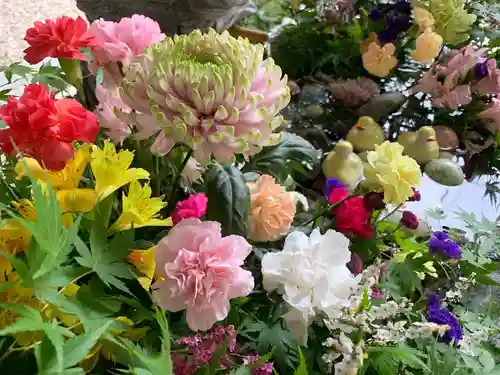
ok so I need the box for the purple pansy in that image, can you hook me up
[369,0,412,43]
[427,293,463,345]
[322,178,346,198]
[428,231,462,259]
[475,62,489,79]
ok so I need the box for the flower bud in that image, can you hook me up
[401,211,419,230]
[363,192,386,210]
[408,188,421,202]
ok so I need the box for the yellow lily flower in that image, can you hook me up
[12,199,73,228]
[126,246,157,290]
[15,144,92,190]
[91,141,150,200]
[0,219,31,275]
[110,181,172,232]
[56,189,98,213]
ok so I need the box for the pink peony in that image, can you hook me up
[327,77,379,107]
[152,219,254,331]
[88,15,165,87]
[95,85,132,143]
[478,95,500,133]
[172,193,208,225]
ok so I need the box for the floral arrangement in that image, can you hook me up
[0,6,499,375]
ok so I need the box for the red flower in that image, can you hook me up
[24,16,94,64]
[333,196,373,238]
[401,211,419,230]
[328,185,349,205]
[408,188,421,202]
[0,84,98,170]
[363,192,386,210]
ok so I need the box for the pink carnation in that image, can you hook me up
[172,193,208,225]
[478,95,500,133]
[88,15,165,87]
[152,219,254,331]
[95,85,132,143]
[327,77,379,106]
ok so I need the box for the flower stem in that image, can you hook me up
[303,195,358,227]
[376,203,403,224]
[167,150,193,213]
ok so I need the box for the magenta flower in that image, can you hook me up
[88,15,165,87]
[152,219,254,331]
[172,193,208,225]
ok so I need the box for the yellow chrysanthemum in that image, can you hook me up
[362,42,398,78]
[363,141,421,205]
[110,181,172,232]
[15,144,92,190]
[126,247,157,290]
[0,219,31,275]
[91,141,150,200]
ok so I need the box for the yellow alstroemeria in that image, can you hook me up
[126,246,157,290]
[110,181,172,232]
[0,219,31,275]
[56,189,98,213]
[12,199,73,228]
[0,271,42,347]
[15,144,92,190]
[91,141,150,200]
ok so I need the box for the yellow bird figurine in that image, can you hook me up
[346,116,385,152]
[397,126,440,165]
[322,140,364,190]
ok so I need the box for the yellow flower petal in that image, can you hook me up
[411,28,443,63]
[91,141,150,200]
[110,181,171,232]
[15,145,92,190]
[11,199,36,221]
[126,247,157,289]
[56,188,98,213]
[362,42,398,78]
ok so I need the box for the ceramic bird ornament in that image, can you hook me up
[322,140,364,189]
[346,116,385,152]
[397,126,440,165]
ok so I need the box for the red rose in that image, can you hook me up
[401,211,419,230]
[333,196,373,238]
[24,16,94,64]
[0,84,98,170]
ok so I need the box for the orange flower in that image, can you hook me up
[247,175,296,242]
[359,32,379,55]
[411,28,443,63]
[362,42,398,78]
[412,7,435,32]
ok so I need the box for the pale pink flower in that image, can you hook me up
[95,85,132,143]
[88,15,165,87]
[247,175,296,242]
[436,45,487,79]
[474,59,500,96]
[152,219,254,331]
[327,77,379,107]
[478,96,500,133]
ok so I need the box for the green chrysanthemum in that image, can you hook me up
[415,0,477,45]
[118,28,290,163]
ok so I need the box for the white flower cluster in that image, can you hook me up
[322,333,364,375]
[458,329,489,355]
[445,273,476,302]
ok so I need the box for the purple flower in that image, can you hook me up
[427,293,463,345]
[429,231,462,259]
[475,62,489,79]
[369,0,412,43]
[322,178,346,198]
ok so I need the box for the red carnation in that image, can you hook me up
[24,16,94,64]
[0,84,98,170]
[328,185,349,205]
[333,196,374,238]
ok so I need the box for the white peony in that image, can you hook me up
[261,229,360,345]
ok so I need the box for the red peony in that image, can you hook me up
[0,84,98,170]
[333,196,374,238]
[24,16,95,64]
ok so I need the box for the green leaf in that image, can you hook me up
[205,163,250,237]
[368,345,430,373]
[61,320,114,368]
[230,366,252,375]
[0,62,35,82]
[294,346,308,375]
[244,132,320,182]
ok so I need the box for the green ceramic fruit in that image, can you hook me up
[424,159,465,186]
